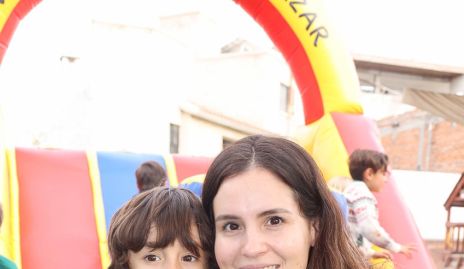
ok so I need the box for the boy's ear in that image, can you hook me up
[363,168,374,181]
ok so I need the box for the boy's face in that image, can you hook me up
[128,227,206,269]
[365,167,390,192]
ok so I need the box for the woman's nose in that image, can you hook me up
[241,228,268,257]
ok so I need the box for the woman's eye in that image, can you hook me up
[223,222,240,231]
[182,255,198,262]
[267,216,283,225]
[145,254,161,262]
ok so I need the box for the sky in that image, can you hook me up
[1,0,464,147]
[325,0,464,67]
[4,0,464,67]
[218,0,464,68]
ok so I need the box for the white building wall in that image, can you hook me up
[0,0,303,154]
[393,170,462,240]
[191,51,295,135]
[178,112,248,157]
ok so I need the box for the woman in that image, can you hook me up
[202,135,368,269]
[108,187,213,269]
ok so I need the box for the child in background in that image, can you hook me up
[135,161,167,193]
[328,176,352,193]
[107,187,213,269]
[344,149,414,260]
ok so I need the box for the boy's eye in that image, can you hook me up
[182,254,198,262]
[145,254,161,262]
[223,222,240,231]
[266,216,283,225]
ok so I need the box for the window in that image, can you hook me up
[170,123,179,153]
[280,83,291,113]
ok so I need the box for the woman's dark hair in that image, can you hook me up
[135,161,167,192]
[108,187,213,269]
[202,135,368,269]
[349,149,389,181]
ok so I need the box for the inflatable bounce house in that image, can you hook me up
[1,0,436,268]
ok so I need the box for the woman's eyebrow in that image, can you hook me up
[215,209,292,222]
[257,208,291,218]
[215,214,240,222]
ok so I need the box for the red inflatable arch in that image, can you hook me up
[0,0,41,62]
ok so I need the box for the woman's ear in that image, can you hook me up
[309,220,319,247]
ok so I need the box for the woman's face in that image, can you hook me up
[213,167,315,269]
[128,227,206,269]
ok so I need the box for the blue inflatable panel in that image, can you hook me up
[97,151,165,230]
[179,182,203,198]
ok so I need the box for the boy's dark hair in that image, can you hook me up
[349,149,389,181]
[135,161,167,192]
[108,187,214,269]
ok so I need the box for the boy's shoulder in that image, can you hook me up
[343,181,376,203]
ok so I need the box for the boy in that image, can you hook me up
[107,187,213,269]
[344,149,414,260]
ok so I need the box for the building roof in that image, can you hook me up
[353,54,464,78]
[180,103,279,136]
[444,172,464,209]
[403,89,464,126]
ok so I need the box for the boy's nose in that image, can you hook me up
[164,260,183,269]
[386,167,392,180]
